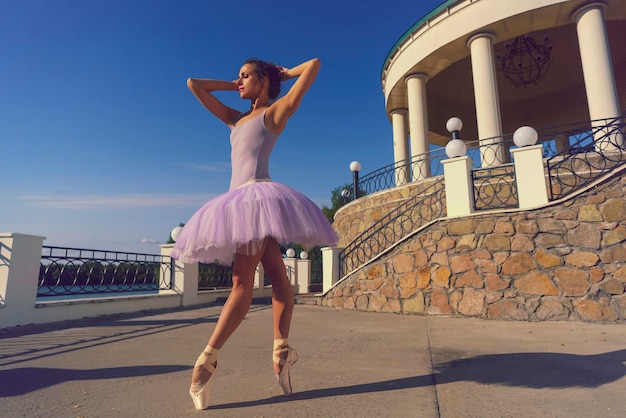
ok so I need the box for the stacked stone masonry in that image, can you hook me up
[322,172,626,322]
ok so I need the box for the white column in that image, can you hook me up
[572,2,623,151]
[467,32,506,167]
[254,262,264,290]
[511,145,549,208]
[405,73,431,180]
[297,258,311,294]
[160,244,198,306]
[0,233,46,329]
[391,108,411,186]
[283,257,298,292]
[322,246,343,293]
[442,156,475,217]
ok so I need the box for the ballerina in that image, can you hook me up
[171,57,338,410]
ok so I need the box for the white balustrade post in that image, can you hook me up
[511,144,549,208]
[442,156,475,217]
[283,256,298,292]
[254,262,264,290]
[0,232,46,329]
[160,244,198,306]
[296,258,311,294]
[322,246,343,293]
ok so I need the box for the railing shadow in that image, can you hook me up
[0,304,271,368]
[0,365,189,397]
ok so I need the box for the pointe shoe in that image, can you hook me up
[273,346,298,396]
[189,352,217,410]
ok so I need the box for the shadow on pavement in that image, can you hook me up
[0,365,188,397]
[433,349,626,389]
[210,348,626,409]
[210,375,432,410]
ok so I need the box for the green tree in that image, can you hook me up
[321,184,351,223]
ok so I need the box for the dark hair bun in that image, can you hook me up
[245,58,281,100]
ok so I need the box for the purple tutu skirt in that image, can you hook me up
[171,182,338,265]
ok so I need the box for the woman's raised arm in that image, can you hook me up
[267,58,321,133]
[187,78,241,126]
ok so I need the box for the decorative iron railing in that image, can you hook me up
[198,263,233,290]
[544,115,626,200]
[347,136,520,199]
[38,246,173,298]
[339,179,446,278]
[349,148,448,198]
[337,115,626,279]
[473,163,518,210]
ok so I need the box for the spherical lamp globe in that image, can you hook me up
[349,161,361,172]
[513,126,538,147]
[170,226,183,242]
[445,139,467,158]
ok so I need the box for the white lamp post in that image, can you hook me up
[286,248,296,258]
[349,161,362,200]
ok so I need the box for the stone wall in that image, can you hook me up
[321,171,626,322]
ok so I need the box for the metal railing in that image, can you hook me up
[337,114,626,279]
[198,263,233,290]
[38,246,173,298]
[544,115,626,200]
[347,136,518,199]
[339,179,446,278]
[348,147,448,198]
[473,163,518,210]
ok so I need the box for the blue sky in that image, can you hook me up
[1,0,444,254]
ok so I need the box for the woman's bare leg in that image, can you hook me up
[191,245,265,384]
[260,238,295,373]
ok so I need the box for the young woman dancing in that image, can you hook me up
[171,57,338,410]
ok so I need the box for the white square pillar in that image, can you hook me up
[296,259,311,294]
[442,156,475,217]
[254,262,264,290]
[0,233,46,329]
[160,244,199,306]
[283,257,298,291]
[322,246,343,293]
[511,144,549,208]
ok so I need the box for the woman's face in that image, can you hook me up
[236,63,265,100]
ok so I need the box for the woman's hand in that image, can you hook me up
[277,66,290,82]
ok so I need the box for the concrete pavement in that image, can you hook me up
[1,302,625,417]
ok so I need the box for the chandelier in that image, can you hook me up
[499,35,552,88]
